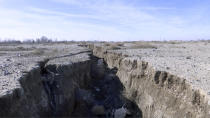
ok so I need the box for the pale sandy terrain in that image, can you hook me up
[0,43,90,96]
[112,41,210,96]
[2,41,210,97]
[1,41,210,118]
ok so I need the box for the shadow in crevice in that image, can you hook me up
[72,54,143,118]
[39,53,143,118]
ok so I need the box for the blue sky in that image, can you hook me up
[0,0,209,41]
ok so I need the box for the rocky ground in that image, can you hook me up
[103,41,210,96]
[1,41,210,118]
[0,43,89,97]
[89,41,210,118]
[0,42,141,117]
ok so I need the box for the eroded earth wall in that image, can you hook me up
[0,60,91,117]
[90,44,210,118]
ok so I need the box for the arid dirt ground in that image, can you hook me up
[1,41,210,118]
[0,43,90,96]
[103,41,210,96]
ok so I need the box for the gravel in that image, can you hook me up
[113,41,210,96]
[0,43,90,96]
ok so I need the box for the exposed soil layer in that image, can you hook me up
[0,52,142,118]
[89,43,210,118]
[2,41,210,118]
[0,55,92,117]
[71,55,142,118]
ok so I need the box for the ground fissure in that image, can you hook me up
[22,53,143,118]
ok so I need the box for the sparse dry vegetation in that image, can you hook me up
[0,46,34,51]
[31,48,46,56]
[104,42,124,50]
[129,42,157,49]
[104,41,157,50]
[108,46,121,50]
[0,52,6,56]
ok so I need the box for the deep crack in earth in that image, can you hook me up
[39,54,142,118]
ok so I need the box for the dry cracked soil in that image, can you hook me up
[1,41,210,118]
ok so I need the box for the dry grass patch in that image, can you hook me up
[129,42,157,49]
[104,42,124,50]
[0,46,34,51]
[31,48,46,56]
[0,52,6,56]
[45,49,59,56]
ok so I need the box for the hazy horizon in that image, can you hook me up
[0,0,210,41]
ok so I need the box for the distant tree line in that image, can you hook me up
[0,36,132,44]
[0,36,83,45]
[23,36,53,44]
[0,39,22,44]
[0,36,55,44]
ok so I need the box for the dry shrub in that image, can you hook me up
[116,43,124,47]
[45,49,59,56]
[16,46,33,51]
[163,40,183,44]
[32,48,46,56]
[167,41,179,44]
[129,42,157,49]
[104,43,111,46]
[0,47,16,51]
[104,42,124,50]
[0,46,34,51]
[0,52,6,56]
[78,42,88,47]
[108,46,121,50]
